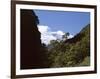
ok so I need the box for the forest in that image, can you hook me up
[40,24,90,68]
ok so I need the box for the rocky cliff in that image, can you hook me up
[21,9,45,69]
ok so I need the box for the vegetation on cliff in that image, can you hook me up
[43,24,90,67]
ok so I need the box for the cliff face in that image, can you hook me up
[21,9,44,69]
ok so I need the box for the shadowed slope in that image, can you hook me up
[21,9,46,69]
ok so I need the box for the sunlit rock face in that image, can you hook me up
[21,9,44,69]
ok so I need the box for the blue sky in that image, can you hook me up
[34,10,90,44]
[34,10,90,35]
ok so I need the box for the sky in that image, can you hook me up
[34,10,90,45]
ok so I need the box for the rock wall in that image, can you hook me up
[21,9,44,69]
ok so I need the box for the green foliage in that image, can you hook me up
[78,56,90,66]
[46,24,90,67]
[62,32,70,40]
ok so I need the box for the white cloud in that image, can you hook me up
[38,25,73,45]
[37,25,50,33]
[68,34,74,39]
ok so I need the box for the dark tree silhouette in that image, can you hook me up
[21,9,46,69]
